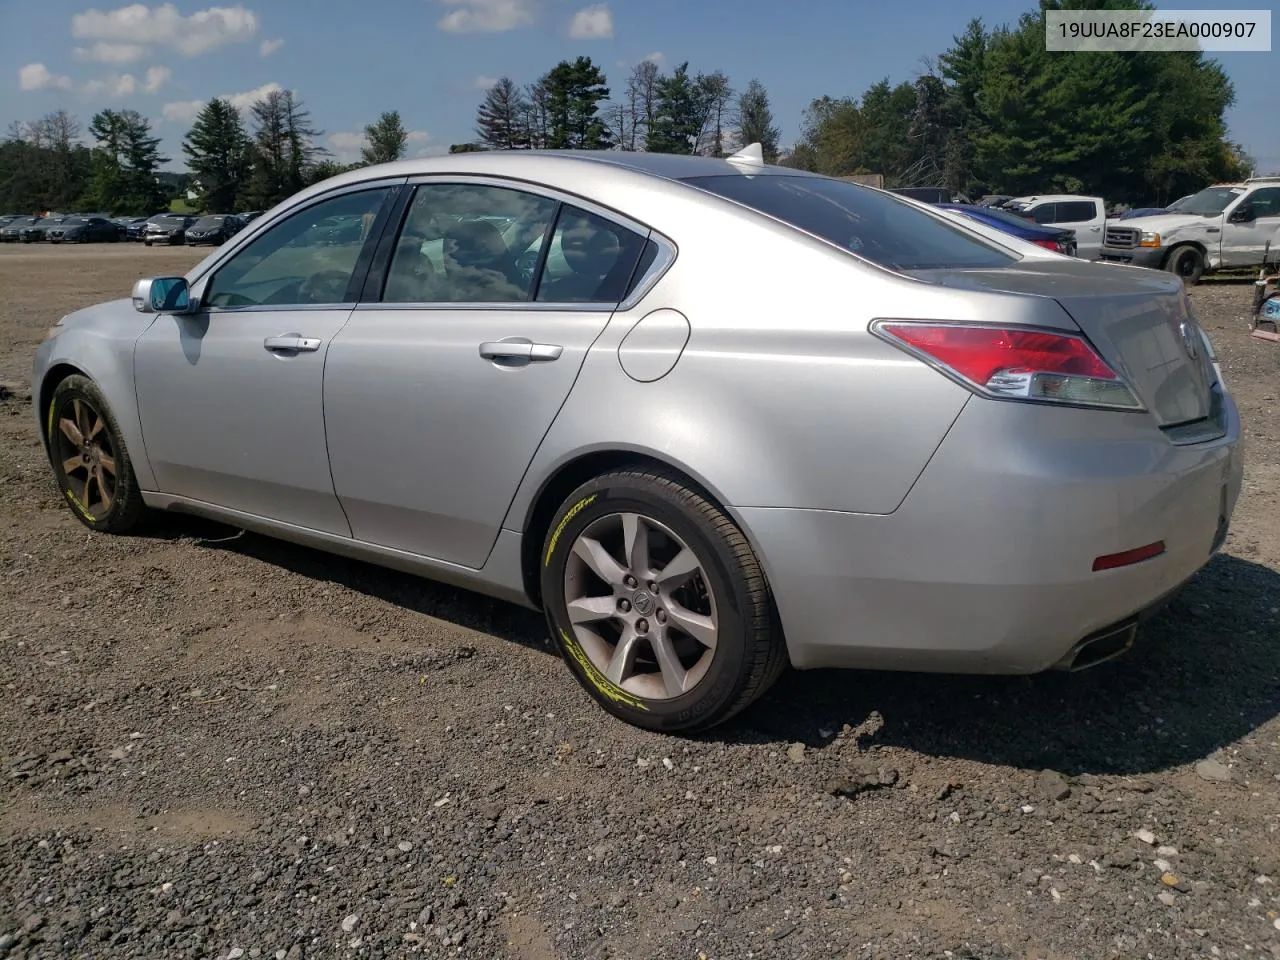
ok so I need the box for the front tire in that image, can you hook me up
[540,469,787,732]
[46,375,147,534]
[1166,245,1205,285]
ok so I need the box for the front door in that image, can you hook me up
[323,180,655,568]
[1221,187,1280,268]
[133,184,399,534]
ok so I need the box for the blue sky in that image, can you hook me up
[2,0,1277,181]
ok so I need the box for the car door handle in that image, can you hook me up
[479,339,563,363]
[264,335,322,353]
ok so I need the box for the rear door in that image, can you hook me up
[322,178,656,568]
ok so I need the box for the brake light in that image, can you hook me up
[872,321,1144,411]
[1031,238,1059,251]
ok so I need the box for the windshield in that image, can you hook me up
[683,174,1018,272]
[194,216,226,228]
[1178,186,1244,216]
[152,216,188,227]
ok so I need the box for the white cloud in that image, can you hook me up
[327,129,432,163]
[72,2,259,56]
[144,65,170,91]
[74,41,147,63]
[259,37,284,57]
[568,3,612,39]
[643,51,663,64]
[437,0,535,33]
[162,80,281,122]
[473,75,499,90]
[19,63,74,91]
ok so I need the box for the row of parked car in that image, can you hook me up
[891,178,1280,283]
[0,211,262,247]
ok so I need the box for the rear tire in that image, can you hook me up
[1165,245,1205,285]
[540,468,787,733]
[46,375,147,534]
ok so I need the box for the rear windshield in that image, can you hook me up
[683,175,1018,271]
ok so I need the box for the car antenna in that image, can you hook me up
[726,142,765,168]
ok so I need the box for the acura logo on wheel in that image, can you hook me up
[1179,321,1199,360]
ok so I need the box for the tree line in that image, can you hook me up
[460,57,780,162]
[788,6,1254,203]
[0,0,1258,215]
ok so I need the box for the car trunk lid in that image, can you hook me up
[905,260,1217,427]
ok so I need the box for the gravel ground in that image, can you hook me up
[2,244,1280,960]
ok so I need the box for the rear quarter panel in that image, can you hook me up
[504,196,1083,521]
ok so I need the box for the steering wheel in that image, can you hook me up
[297,269,351,304]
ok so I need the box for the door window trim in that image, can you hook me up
[185,177,409,311]
[359,173,676,314]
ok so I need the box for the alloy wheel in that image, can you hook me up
[563,511,718,701]
[52,397,118,520]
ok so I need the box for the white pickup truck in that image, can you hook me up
[1098,176,1280,283]
[1004,194,1107,259]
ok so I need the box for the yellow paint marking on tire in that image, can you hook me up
[47,400,57,441]
[559,628,648,711]
[65,488,94,522]
[544,493,597,567]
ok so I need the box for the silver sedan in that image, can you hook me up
[32,146,1243,731]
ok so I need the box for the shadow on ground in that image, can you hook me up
[735,553,1280,777]
[161,516,1280,777]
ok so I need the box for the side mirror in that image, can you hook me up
[132,276,195,314]
[1230,204,1255,224]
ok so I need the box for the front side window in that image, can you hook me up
[205,188,392,308]
[383,183,558,303]
[1244,188,1280,218]
[683,174,1018,272]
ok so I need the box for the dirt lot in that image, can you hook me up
[2,244,1280,960]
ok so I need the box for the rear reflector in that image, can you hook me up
[872,321,1144,412]
[1092,541,1165,572]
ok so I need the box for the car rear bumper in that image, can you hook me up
[737,393,1243,674]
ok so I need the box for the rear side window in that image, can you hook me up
[535,205,650,303]
[1054,201,1097,223]
[1027,204,1058,224]
[683,174,1018,271]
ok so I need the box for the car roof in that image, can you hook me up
[312,148,829,194]
[1009,194,1103,204]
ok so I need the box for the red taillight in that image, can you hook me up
[1031,238,1059,250]
[1092,541,1165,571]
[872,321,1144,411]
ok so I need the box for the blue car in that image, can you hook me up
[936,203,1078,256]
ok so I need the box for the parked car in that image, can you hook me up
[184,214,243,246]
[1004,195,1108,259]
[144,215,195,246]
[0,217,40,242]
[32,147,1241,732]
[128,214,167,242]
[891,187,972,204]
[937,202,1078,256]
[240,210,264,223]
[22,216,66,242]
[1100,177,1280,283]
[48,216,124,243]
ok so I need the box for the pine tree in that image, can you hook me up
[736,79,780,162]
[118,110,168,213]
[543,57,612,150]
[646,62,704,154]
[182,97,250,212]
[362,110,408,164]
[475,78,530,150]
